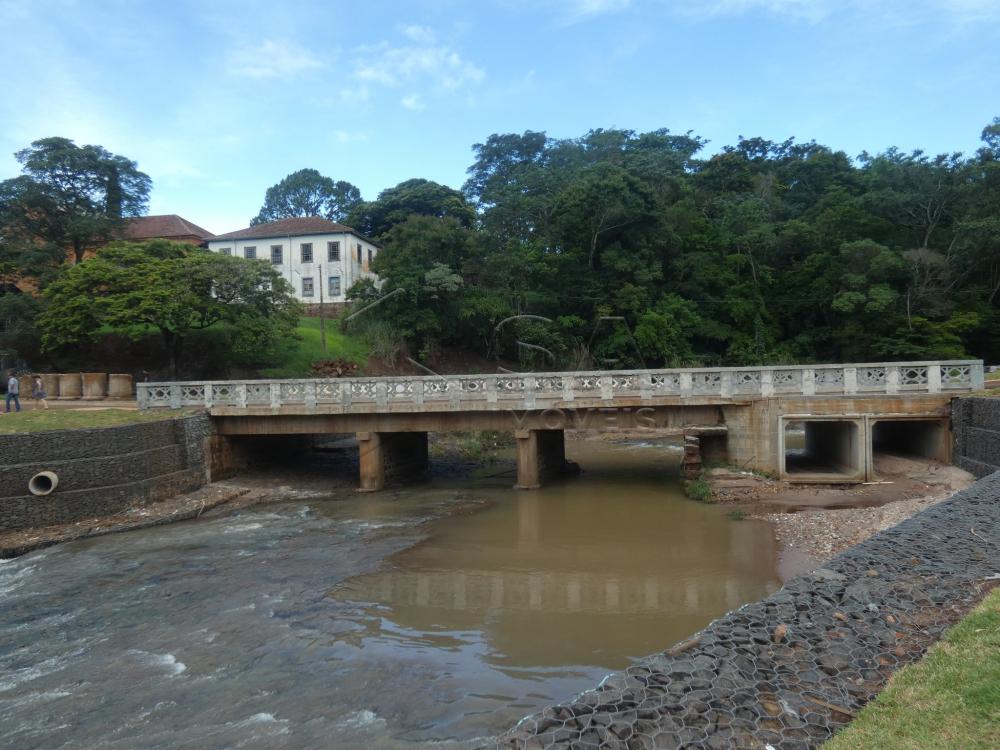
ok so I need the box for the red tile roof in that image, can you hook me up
[212,217,359,241]
[124,214,215,240]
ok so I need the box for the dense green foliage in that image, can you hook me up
[4,123,1000,375]
[1,137,151,268]
[352,121,1000,368]
[251,168,361,225]
[0,137,151,361]
[38,241,301,375]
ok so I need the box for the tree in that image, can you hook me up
[346,179,476,238]
[347,216,475,355]
[38,241,300,376]
[252,169,361,225]
[0,137,151,265]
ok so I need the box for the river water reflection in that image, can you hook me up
[0,438,781,748]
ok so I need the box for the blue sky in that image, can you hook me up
[2,0,998,234]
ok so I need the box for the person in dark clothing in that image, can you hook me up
[5,371,21,413]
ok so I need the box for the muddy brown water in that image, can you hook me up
[0,438,781,749]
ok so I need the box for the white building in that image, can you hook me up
[206,217,380,303]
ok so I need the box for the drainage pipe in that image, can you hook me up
[28,471,59,496]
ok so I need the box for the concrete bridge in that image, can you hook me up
[137,360,984,491]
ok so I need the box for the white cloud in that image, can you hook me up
[355,44,485,90]
[332,129,369,143]
[228,39,324,79]
[667,0,1000,25]
[399,24,437,44]
[401,94,426,111]
[560,0,633,21]
[338,85,371,103]
[351,26,485,110]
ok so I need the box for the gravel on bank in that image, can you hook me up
[488,471,1000,750]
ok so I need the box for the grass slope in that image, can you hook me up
[0,408,188,434]
[824,587,1000,750]
[259,317,368,378]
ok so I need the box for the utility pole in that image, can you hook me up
[318,262,327,353]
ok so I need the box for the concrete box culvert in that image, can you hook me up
[28,471,59,496]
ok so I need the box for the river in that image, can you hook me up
[0,438,781,749]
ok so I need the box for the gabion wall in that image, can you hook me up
[0,414,210,532]
[952,396,1000,477]
[488,471,1000,749]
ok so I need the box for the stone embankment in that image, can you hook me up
[952,396,1000,477]
[490,471,1000,749]
[0,413,210,532]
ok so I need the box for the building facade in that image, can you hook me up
[205,217,379,303]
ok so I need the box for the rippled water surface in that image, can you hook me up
[0,440,781,748]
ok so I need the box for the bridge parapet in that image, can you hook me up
[137,360,983,412]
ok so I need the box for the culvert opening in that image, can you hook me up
[872,419,946,462]
[784,420,861,477]
[28,471,59,496]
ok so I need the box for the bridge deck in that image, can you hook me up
[138,361,983,413]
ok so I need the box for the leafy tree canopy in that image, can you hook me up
[38,240,300,376]
[0,137,150,267]
[252,168,361,225]
[346,178,476,238]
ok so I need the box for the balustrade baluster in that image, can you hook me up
[928,365,942,393]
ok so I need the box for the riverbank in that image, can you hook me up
[0,483,255,558]
[494,469,1000,749]
[824,586,1000,750]
[705,453,976,578]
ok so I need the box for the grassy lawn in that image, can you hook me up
[259,316,369,378]
[824,587,1000,750]
[0,408,189,434]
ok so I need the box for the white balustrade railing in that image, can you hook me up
[136,361,984,411]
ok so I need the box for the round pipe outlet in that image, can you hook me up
[28,471,59,496]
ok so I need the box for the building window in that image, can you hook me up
[327,241,340,262]
[367,248,373,263]
[220,247,231,256]
[356,244,362,263]
[270,245,283,265]
[244,246,256,260]
[301,243,313,263]
[329,276,341,296]
[302,277,314,297]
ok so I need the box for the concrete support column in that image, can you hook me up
[357,431,429,492]
[515,429,569,490]
[515,429,541,490]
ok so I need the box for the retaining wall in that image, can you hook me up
[952,396,1000,477]
[0,414,210,532]
[491,471,1000,749]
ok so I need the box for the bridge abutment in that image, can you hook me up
[357,431,429,492]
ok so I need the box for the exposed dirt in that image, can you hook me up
[707,453,976,579]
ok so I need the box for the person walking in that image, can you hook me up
[5,371,21,413]
[31,375,49,410]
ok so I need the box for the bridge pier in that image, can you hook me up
[357,431,429,492]
[515,429,574,490]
